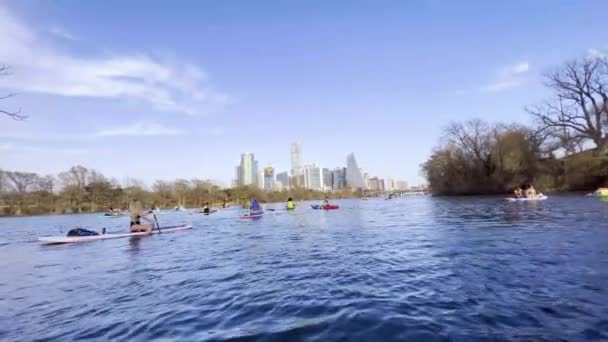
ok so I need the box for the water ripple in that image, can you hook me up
[1,196,607,340]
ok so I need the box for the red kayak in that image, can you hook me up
[311,204,340,210]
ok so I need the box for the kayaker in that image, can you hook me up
[105,207,114,216]
[287,197,295,210]
[525,184,538,198]
[129,201,154,233]
[203,202,210,214]
[321,198,330,208]
[513,187,523,198]
[250,198,261,212]
[594,187,608,196]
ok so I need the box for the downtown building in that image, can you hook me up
[235,153,259,187]
[290,142,302,187]
[332,167,346,191]
[322,168,333,191]
[263,167,275,192]
[345,153,366,190]
[302,163,323,191]
[276,171,289,190]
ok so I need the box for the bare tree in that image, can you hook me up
[0,65,26,120]
[528,57,608,153]
[444,119,492,164]
[4,171,39,193]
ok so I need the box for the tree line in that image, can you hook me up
[0,165,351,216]
[423,56,608,195]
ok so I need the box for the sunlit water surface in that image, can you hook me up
[1,196,607,341]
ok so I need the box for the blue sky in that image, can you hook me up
[0,0,606,186]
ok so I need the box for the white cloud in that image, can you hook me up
[589,48,606,58]
[94,122,184,137]
[502,61,530,76]
[481,80,523,93]
[49,25,78,41]
[0,6,231,115]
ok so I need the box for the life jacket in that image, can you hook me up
[287,201,295,209]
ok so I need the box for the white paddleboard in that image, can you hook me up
[38,225,192,244]
[506,195,548,202]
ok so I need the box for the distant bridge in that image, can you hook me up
[362,188,430,197]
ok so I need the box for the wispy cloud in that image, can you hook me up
[502,61,529,76]
[481,80,522,93]
[480,61,530,93]
[94,122,184,137]
[49,25,78,41]
[589,48,607,58]
[0,6,231,115]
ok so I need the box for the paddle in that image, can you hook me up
[153,213,161,233]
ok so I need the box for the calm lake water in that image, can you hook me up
[1,196,607,341]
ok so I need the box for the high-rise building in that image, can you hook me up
[236,153,259,187]
[303,164,322,191]
[234,166,241,187]
[332,167,346,190]
[276,171,289,189]
[263,167,275,192]
[369,177,380,191]
[322,168,332,190]
[379,178,385,192]
[397,180,409,191]
[363,172,370,189]
[385,178,395,191]
[346,153,366,189]
[258,170,264,188]
[291,142,302,178]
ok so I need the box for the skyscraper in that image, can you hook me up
[303,164,322,191]
[363,172,370,189]
[369,177,380,191]
[291,142,302,179]
[322,168,332,191]
[332,167,346,190]
[346,153,366,189]
[236,153,259,186]
[263,167,275,192]
[385,178,395,191]
[258,170,264,189]
[276,171,289,189]
[397,180,409,191]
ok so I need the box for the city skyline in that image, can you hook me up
[239,143,415,192]
[1,1,605,186]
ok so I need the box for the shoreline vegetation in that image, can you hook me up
[0,165,368,217]
[422,56,608,195]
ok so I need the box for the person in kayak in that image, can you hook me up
[524,184,538,198]
[129,201,154,233]
[250,198,261,212]
[105,207,114,216]
[513,186,523,198]
[203,202,210,214]
[321,198,330,208]
[286,197,295,210]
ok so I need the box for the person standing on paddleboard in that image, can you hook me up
[129,201,154,233]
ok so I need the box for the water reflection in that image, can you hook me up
[1,196,607,340]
